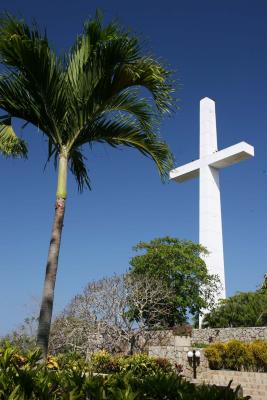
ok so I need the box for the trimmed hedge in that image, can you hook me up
[205,339,267,371]
[90,350,173,377]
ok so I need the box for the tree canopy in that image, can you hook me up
[0,11,175,188]
[203,289,267,328]
[129,237,219,326]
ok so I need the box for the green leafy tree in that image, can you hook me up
[203,290,267,328]
[129,237,219,326]
[0,13,176,358]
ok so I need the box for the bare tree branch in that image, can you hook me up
[49,274,175,355]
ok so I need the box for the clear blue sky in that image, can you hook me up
[0,0,266,335]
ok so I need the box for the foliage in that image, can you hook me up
[203,290,267,328]
[0,115,27,158]
[205,339,267,372]
[249,340,267,371]
[90,351,173,377]
[90,350,120,374]
[0,317,37,353]
[0,11,177,357]
[0,344,250,399]
[0,11,176,188]
[129,237,220,326]
[261,274,267,290]
[172,324,193,336]
[130,374,250,400]
[56,351,89,372]
[224,341,254,371]
[117,353,173,378]
[192,343,209,349]
[156,357,176,373]
[205,343,226,370]
[49,274,176,355]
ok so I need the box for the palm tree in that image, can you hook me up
[0,12,176,358]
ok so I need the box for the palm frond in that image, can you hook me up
[64,14,141,137]
[75,116,174,180]
[110,57,175,114]
[0,14,66,143]
[0,74,60,151]
[0,12,177,189]
[0,73,41,123]
[0,116,27,158]
[0,13,47,67]
[95,89,155,132]
[69,149,91,191]
[83,10,127,47]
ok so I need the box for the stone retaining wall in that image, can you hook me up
[149,335,209,379]
[148,327,267,379]
[192,327,267,344]
[197,370,267,400]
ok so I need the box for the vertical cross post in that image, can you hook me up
[169,97,254,327]
[199,99,226,319]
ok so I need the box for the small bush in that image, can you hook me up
[155,357,174,374]
[204,342,226,370]
[118,353,172,378]
[205,339,267,372]
[90,351,173,377]
[250,340,267,372]
[225,340,254,371]
[90,350,120,373]
[56,351,89,371]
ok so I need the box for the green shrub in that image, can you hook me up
[118,353,170,378]
[0,345,250,399]
[204,342,226,369]
[112,373,250,400]
[56,351,89,372]
[90,351,173,377]
[131,372,195,399]
[250,340,267,372]
[90,350,120,373]
[205,339,267,372]
[191,381,250,400]
[155,357,174,374]
[224,340,254,371]
[192,342,209,348]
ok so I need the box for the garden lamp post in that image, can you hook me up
[187,350,201,379]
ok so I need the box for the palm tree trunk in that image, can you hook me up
[37,152,68,359]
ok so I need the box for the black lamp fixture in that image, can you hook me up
[187,350,201,379]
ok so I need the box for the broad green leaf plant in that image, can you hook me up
[0,12,176,358]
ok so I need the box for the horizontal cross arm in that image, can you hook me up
[169,142,254,184]
[208,141,254,169]
[169,159,201,182]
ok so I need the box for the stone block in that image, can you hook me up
[174,336,191,347]
[192,327,267,344]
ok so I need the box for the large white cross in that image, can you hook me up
[169,97,254,324]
